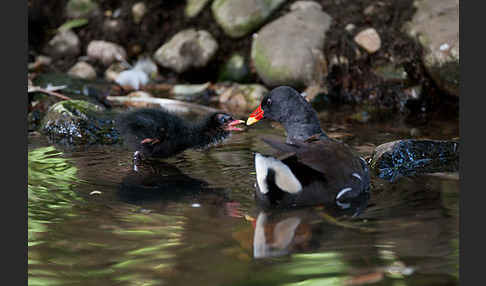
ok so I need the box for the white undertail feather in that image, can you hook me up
[255,153,302,194]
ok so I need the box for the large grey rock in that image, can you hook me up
[87,40,127,66]
[251,1,332,87]
[370,139,459,181]
[212,0,287,38]
[41,100,120,145]
[45,29,80,58]
[405,0,459,96]
[153,29,218,73]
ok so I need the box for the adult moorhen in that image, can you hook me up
[246,86,370,211]
[117,108,245,166]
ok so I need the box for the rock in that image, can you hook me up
[218,53,249,82]
[103,19,124,34]
[45,29,80,58]
[216,84,268,113]
[67,61,97,79]
[370,139,459,181]
[405,0,459,96]
[373,64,407,82]
[87,40,127,66]
[173,82,211,97]
[290,0,321,10]
[354,28,381,54]
[132,2,147,24]
[185,0,211,18]
[41,100,120,145]
[65,0,100,19]
[211,0,287,38]
[251,1,332,87]
[153,29,218,73]
[28,55,52,71]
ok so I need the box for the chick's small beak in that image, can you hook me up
[247,105,264,126]
[225,119,245,131]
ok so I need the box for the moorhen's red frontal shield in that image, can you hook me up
[246,105,264,126]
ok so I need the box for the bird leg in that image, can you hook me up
[141,138,160,145]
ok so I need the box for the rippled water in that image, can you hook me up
[28,112,459,286]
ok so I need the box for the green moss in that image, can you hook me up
[251,39,292,84]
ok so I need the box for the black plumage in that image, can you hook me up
[116,108,244,161]
[247,86,370,211]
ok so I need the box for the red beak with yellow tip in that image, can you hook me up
[246,105,264,126]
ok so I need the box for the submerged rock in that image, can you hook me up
[405,0,459,96]
[370,139,459,181]
[41,100,120,145]
[251,1,332,87]
[87,40,127,66]
[153,29,218,73]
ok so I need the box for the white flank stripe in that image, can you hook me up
[336,187,352,200]
[255,153,302,194]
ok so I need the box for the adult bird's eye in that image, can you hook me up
[267,98,272,105]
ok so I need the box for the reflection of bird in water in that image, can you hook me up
[117,162,233,211]
[251,196,370,259]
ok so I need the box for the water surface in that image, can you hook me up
[28,111,459,286]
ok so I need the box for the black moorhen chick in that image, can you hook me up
[246,86,370,211]
[117,108,244,164]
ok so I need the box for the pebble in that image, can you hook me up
[354,28,381,54]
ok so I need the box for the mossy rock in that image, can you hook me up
[41,100,120,145]
[211,0,287,38]
[218,53,249,82]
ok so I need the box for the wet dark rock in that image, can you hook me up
[405,0,459,96]
[211,0,287,38]
[41,100,120,145]
[370,139,459,181]
[153,29,218,73]
[251,1,332,87]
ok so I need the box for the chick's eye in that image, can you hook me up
[266,98,272,105]
[217,114,229,123]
